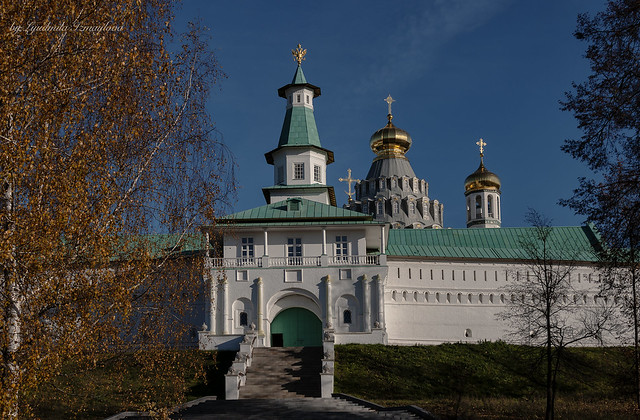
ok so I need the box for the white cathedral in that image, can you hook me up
[197,47,602,352]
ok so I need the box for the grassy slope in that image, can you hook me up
[335,342,636,419]
[32,343,636,419]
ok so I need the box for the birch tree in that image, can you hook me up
[500,211,610,420]
[0,1,234,417]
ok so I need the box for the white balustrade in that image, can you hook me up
[209,255,379,268]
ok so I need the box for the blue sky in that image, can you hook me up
[177,0,606,228]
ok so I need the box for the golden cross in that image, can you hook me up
[476,138,487,156]
[292,43,307,65]
[385,94,395,115]
[339,168,361,202]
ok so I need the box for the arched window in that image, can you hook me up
[239,312,248,327]
[409,201,416,215]
[497,196,500,218]
[393,200,400,214]
[464,328,472,338]
[488,195,494,217]
[343,309,352,324]
[377,200,384,215]
[475,196,482,218]
[466,198,471,221]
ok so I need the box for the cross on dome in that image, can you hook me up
[291,43,307,65]
[339,168,361,203]
[476,138,487,157]
[385,94,395,115]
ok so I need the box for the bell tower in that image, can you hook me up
[464,139,502,228]
[262,44,336,206]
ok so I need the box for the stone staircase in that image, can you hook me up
[240,346,323,398]
[166,397,429,419]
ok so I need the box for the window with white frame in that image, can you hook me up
[241,237,254,260]
[343,309,352,324]
[313,164,321,182]
[294,163,304,180]
[409,201,416,215]
[239,312,248,326]
[377,200,384,215]
[287,238,302,264]
[393,200,400,214]
[335,235,348,259]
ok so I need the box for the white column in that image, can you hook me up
[322,227,327,256]
[257,277,264,336]
[209,275,216,333]
[380,225,386,254]
[263,229,269,256]
[325,275,333,328]
[376,275,385,328]
[222,277,229,335]
[362,275,371,332]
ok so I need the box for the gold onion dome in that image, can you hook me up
[464,160,501,192]
[370,114,412,160]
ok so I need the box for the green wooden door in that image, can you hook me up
[270,307,322,347]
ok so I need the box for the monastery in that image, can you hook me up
[197,46,602,354]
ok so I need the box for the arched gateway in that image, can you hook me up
[270,307,322,347]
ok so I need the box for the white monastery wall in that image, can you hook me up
[384,258,603,345]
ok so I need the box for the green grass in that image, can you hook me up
[29,343,637,419]
[30,350,235,419]
[334,342,637,419]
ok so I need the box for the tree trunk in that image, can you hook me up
[1,179,19,419]
[632,262,640,411]
[546,303,553,420]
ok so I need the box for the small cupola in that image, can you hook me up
[465,139,502,229]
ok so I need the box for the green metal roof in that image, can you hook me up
[292,65,307,84]
[387,225,601,262]
[277,65,321,98]
[278,106,322,148]
[218,198,377,225]
[115,233,206,260]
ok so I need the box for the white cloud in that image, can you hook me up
[357,0,512,92]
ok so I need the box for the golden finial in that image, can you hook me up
[292,43,307,65]
[476,138,487,157]
[385,94,395,123]
[339,168,361,203]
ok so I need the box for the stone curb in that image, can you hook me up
[332,393,439,419]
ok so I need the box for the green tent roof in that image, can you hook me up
[218,198,376,225]
[387,225,601,262]
[278,106,322,147]
[291,65,307,84]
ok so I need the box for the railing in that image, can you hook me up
[329,255,379,265]
[209,255,380,268]
[210,257,262,268]
[269,256,321,267]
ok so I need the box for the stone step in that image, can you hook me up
[168,397,424,419]
[240,346,323,399]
